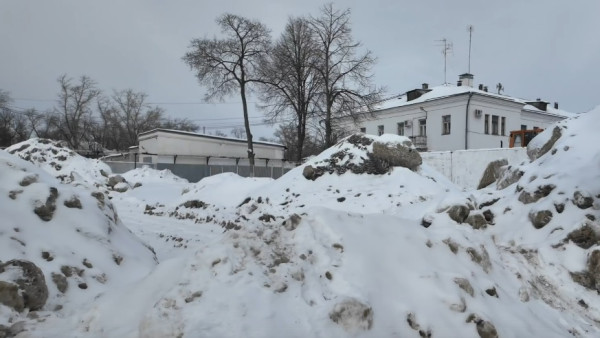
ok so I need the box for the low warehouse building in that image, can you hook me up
[135,129,293,182]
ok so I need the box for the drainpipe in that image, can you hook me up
[465,92,474,150]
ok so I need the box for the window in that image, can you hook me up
[442,115,451,135]
[484,114,489,134]
[501,117,506,136]
[360,127,366,133]
[521,124,527,130]
[419,119,426,136]
[397,122,404,136]
[492,115,499,135]
[377,125,384,136]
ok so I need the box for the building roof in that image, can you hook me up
[138,128,285,148]
[376,84,575,118]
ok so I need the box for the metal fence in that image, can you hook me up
[103,161,295,182]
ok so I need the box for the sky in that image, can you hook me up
[1,0,599,139]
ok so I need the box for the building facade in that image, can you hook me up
[347,74,572,151]
[128,129,292,182]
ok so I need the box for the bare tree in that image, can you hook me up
[214,129,227,137]
[0,90,32,147]
[259,16,322,161]
[274,122,321,162]
[183,13,271,166]
[112,89,164,147]
[160,118,199,132]
[230,126,246,139]
[310,4,383,147]
[53,75,101,150]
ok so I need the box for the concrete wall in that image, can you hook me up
[421,147,528,190]
[104,160,296,183]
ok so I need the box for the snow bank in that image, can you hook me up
[0,149,157,328]
[121,166,187,185]
[6,138,112,188]
[5,107,600,338]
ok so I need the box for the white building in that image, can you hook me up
[138,128,285,165]
[131,129,291,181]
[346,74,573,151]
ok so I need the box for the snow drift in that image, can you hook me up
[0,144,157,335]
[2,108,600,337]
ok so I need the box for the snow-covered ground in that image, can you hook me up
[1,108,600,337]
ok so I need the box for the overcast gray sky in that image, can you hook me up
[2,0,599,139]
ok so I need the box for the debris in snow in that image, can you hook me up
[329,298,373,332]
[0,260,48,311]
[477,159,508,189]
[527,126,562,161]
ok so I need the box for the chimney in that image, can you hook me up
[483,86,488,92]
[458,73,474,87]
[457,80,462,86]
[554,102,558,109]
[478,84,483,90]
[422,83,429,90]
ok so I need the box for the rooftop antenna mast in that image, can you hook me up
[436,38,453,84]
[467,25,474,73]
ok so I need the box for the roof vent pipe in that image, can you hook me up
[478,84,483,90]
[457,80,462,86]
[422,83,429,90]
[554,102,558,109]
[483,86,488,92]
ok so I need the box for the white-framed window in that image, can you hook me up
[419,119,426,136]
[484,114,490,134]
[360,127,366,133]
[397,122,404,136]
[377,125,384,136]
[501,117,506,136]
[492,115,499,135]
[442,115,451,135]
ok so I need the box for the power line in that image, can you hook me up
[13,97,259,105]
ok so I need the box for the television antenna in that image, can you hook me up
[436,38,453,84]
[467,25,474,74]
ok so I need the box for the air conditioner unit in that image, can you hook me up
[404,120,412,128]
[474,109,483,117]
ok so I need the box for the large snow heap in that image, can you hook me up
[3,107,600,337]
[0,145,157,333]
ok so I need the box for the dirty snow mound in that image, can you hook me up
[6,138,111,188]
[0,150,157,330]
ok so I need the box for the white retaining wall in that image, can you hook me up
[421,147,528,190]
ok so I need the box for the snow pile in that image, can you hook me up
[4,108,600,337]
[0,150,157,331]
[127,113,600,337]
[121,166,187,185]
[147,134,457,228]
[6,138,112,188]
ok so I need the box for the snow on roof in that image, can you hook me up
[522,104,576,118]
[139,128,285,148]
[376,84,574,117]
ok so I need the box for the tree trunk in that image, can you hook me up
[325,100,333,147]
[240,83,255,169]
[295,115,305,162]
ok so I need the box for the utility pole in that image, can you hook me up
[467,25,474,74]
[436,38,453,84]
